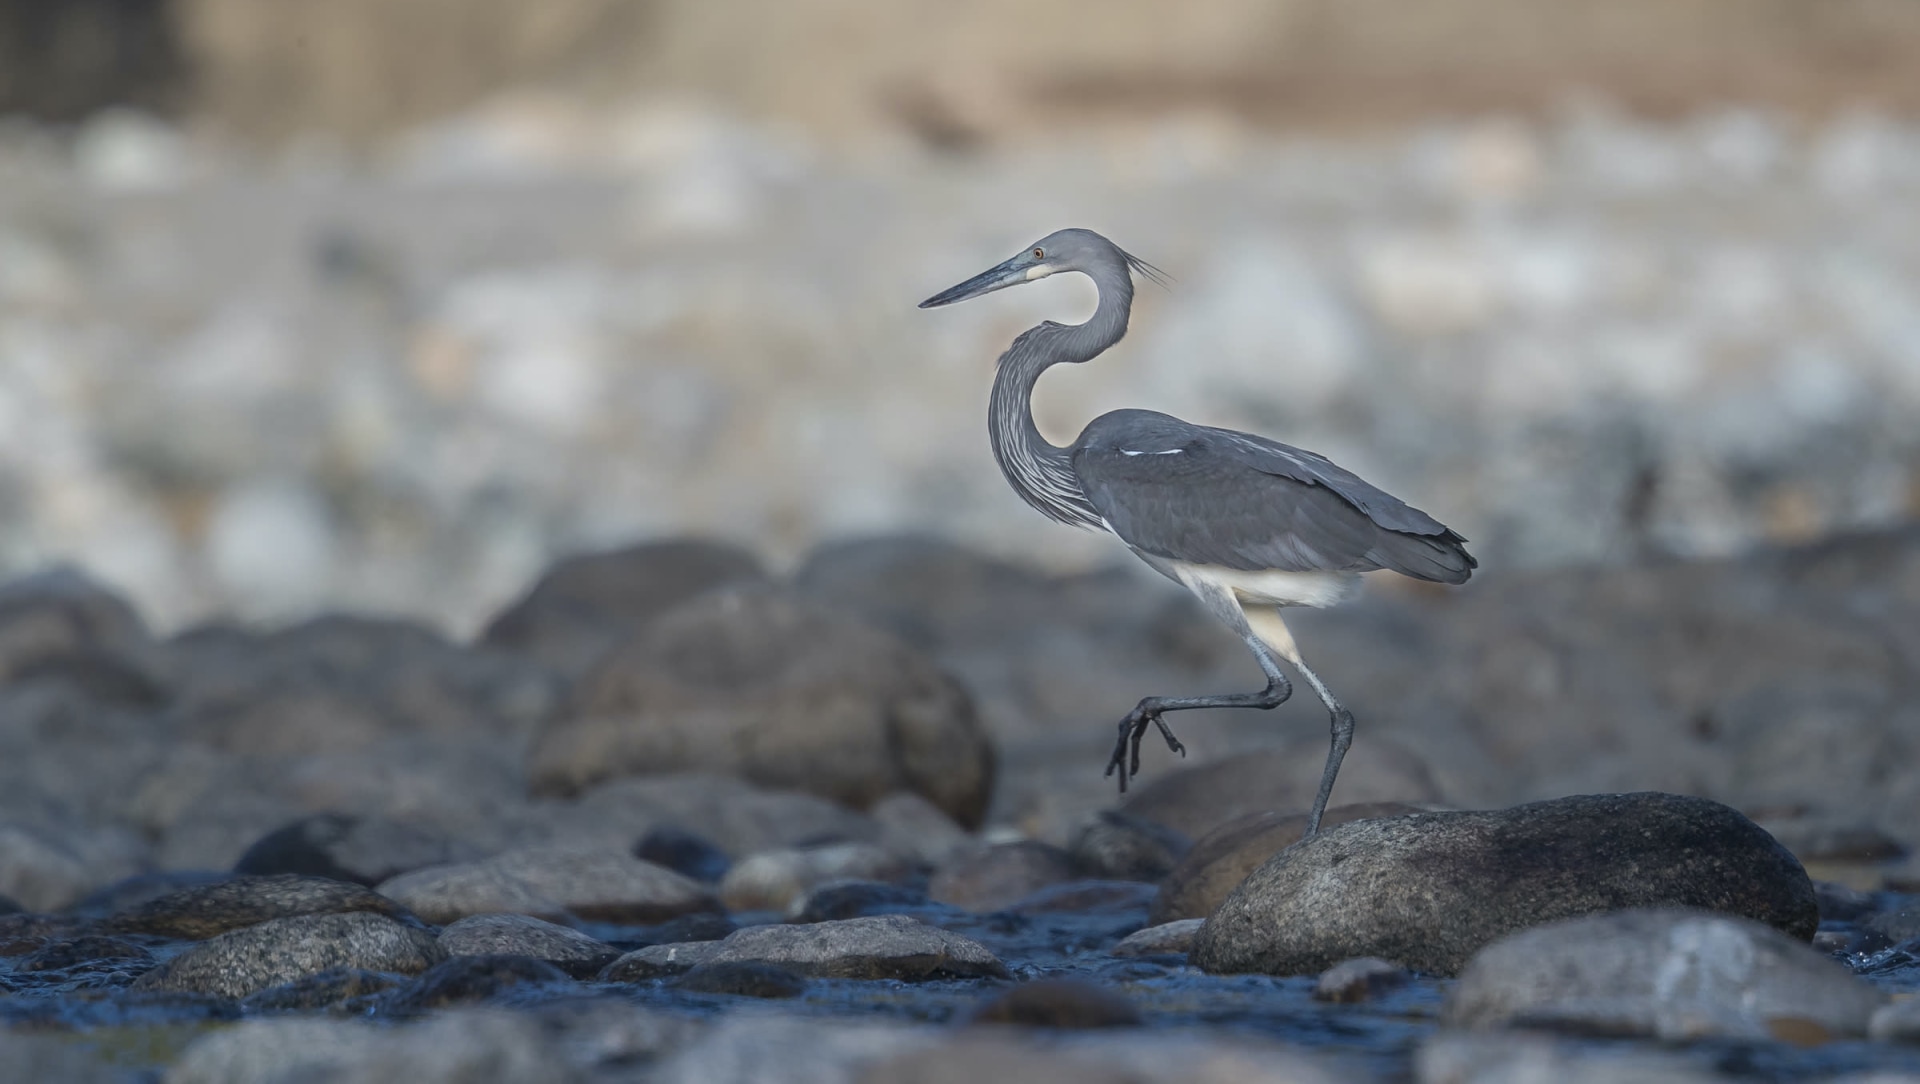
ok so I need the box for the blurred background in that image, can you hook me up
[5,0,1920,633]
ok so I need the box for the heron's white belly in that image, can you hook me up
[1170,562,1361,609]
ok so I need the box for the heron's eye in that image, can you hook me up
[1033,248,1045,259]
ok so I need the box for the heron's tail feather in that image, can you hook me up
[1370,529,1477,585]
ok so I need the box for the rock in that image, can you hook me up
[1866,909,1920,943]
[99,874,416,940]
[1109,918,1205,957]
[0,1028,130,1084]
[871,791,975,869]
[164,1010,573,1084]
[1753,808,1905,862]
[968,978,1143,1028]
[0,893,18,914]
[135,911,446,999]
[640,911,737,945]
[68,870,233,916]
[672,959,807,998]
[1443,908,1885,1039]
[1151,803,1426,924]
[719,843,911,913]
[0,568,154,685]
[16,934,152,975]
[600,940,723,980]
[576,773,882,857]
[1313,957,1412,1003]
[234,813,476,887]
[480,539,766,678]
[0,821,148,912]
[1121,744,1442,839]
[1003,880,1158,916]
[635,824,731,883]
[929,841,1076,912]
[240,968,403,1013]
[376,844,719,925]
[859,1030,1347,1084]
[612,913,1006,982]
[383,954,574,1013]
[1815,880,1877,923]
[652,1015,936,1084]
[1193,793,1818,976]
[787,881,952,924]
[0,912,81,955]
[437,914,618,978]
[859,1034,1134,1084]
[1415,1031,1729,1084]
[528,586,994,827]
[1068,811,1190,882]
[1870,999,1920,1042]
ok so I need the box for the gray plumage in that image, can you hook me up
[920,227,1475,836]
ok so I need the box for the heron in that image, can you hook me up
[919,228,1476,836]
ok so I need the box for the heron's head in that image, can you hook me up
[918,228,1166,309]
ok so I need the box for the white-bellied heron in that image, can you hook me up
[919,228,1476,836]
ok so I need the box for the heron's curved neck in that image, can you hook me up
[988,264,1133,528]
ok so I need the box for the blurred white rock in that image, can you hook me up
[206,480,337,617]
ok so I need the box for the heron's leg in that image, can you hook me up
[1242,606,1354,836]
[1104,634,1294,791]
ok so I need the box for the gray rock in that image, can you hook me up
[528,586,994,827]
[1865,908,1920,943]
[929,841,1076,912]
[719,842,911,912]
[1151,803,1425,924]
[577,773,881,858]
[383,954,574,1013]
[1415,1031,1729,1084]
[101,874,416,940]
[608,913,1005,982]
[163,1010,573,1084]
[1870,998,1920,1042]
[136,911,446,999]
[600,939,723,980]
[16,933,152,975]
[1108,918,1204,957]
[240,967,403,1013]
[651,1015,936,1084]
[1003,880,1158,916]
[870,791,975,868]
[1193,793,1818,976]
[0,1027,129,1084]
[68,870,233,916]
[1313,957,1412,1003]
[0,892,19,914]
[0,820,148,912]
[376,844,719,925]
[672,959,807,998]
[786,881,953,924]
[0,567,154,685]
[1068,810,1190,882]
[635,824,731,882]
[1443,908,1885,1039]
[1753,809,1905,863]
[968,978,1142,1028]
[480,539,766,678]
[437,914,618,978]
[234,813,477,886]
[1120,743,1442,839]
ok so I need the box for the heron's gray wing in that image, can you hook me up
[1071,410,1476,583]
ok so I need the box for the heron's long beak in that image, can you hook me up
[918,255,1043,308]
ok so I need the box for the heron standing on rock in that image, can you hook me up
[919,229,1476,836]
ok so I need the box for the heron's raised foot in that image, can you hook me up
[1103,705,1187,793]
[1301,705,1357,839]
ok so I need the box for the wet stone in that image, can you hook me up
[635,824,731,883]
[439,913,618,979]
[1415,1031,1728,1084]
[1443,908,1885,1039]
[377,844,719,926]
[382,954,574,1014]
[719,842,911,913]
[234,813,474,887]
[1108,918,1204,958]
[929,842,1076,913]
[16,934,152,975]
[1151,803,1426,925]
[1068,811,1190,882]
[67,871,233,917]
[1313,957,1412,1003]
[608,914,1006,982]
[1002,880,1157,916]
[871,791,974,869]
[239,967,402,1013]
[968,978,1143,1028]
[672,959,807,998]
[99,874,415,941]
[600,940,721,981]
[1193,793,1819,976]
[786,880,952,924]
[638,911,737,946]
[134,911,445,999]
[0,913,85,954]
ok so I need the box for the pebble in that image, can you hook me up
[1151,803,1426,924]
[604,913,1006,982]
[576,773,882,859]
[382,954,574,1014]
[1193,793,1818,976]
[234,813,474,887]
[375,844,719,925]
[163,1009,574,1084]
[929,841,1077,912]
[238,967,402,1013]
[1869,998,1920,1042]
[968,978,1143,1028]
[134,911,446,999]
[785,880,952,923]
[1443,908,1886,1039]
[100,874,418,940]
[436,913,618,978]
[1108,918,1205,957]
[634,824,732,883]
[1003,880,1158,916]
[1313,957,1412,1003]
[1415,1030,1729,1084]
[871,791,976,869]
[1068,810,1191,882]
[16,934,152,975]
[718,842,911,913]
[671,959,807,998]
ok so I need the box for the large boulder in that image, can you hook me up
[480,539,765,678]
[528,586,993,827]
[1192,792,1817,976]
[135,911,445,999]
[1151,803,1425,924]
[99,874,416,940]
[1443,908,1886,1039]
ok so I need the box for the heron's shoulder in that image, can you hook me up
[1075,409,1206,451]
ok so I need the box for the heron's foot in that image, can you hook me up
[1103,703,1186,793]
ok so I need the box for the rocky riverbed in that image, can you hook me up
[2,529,1920,1080]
